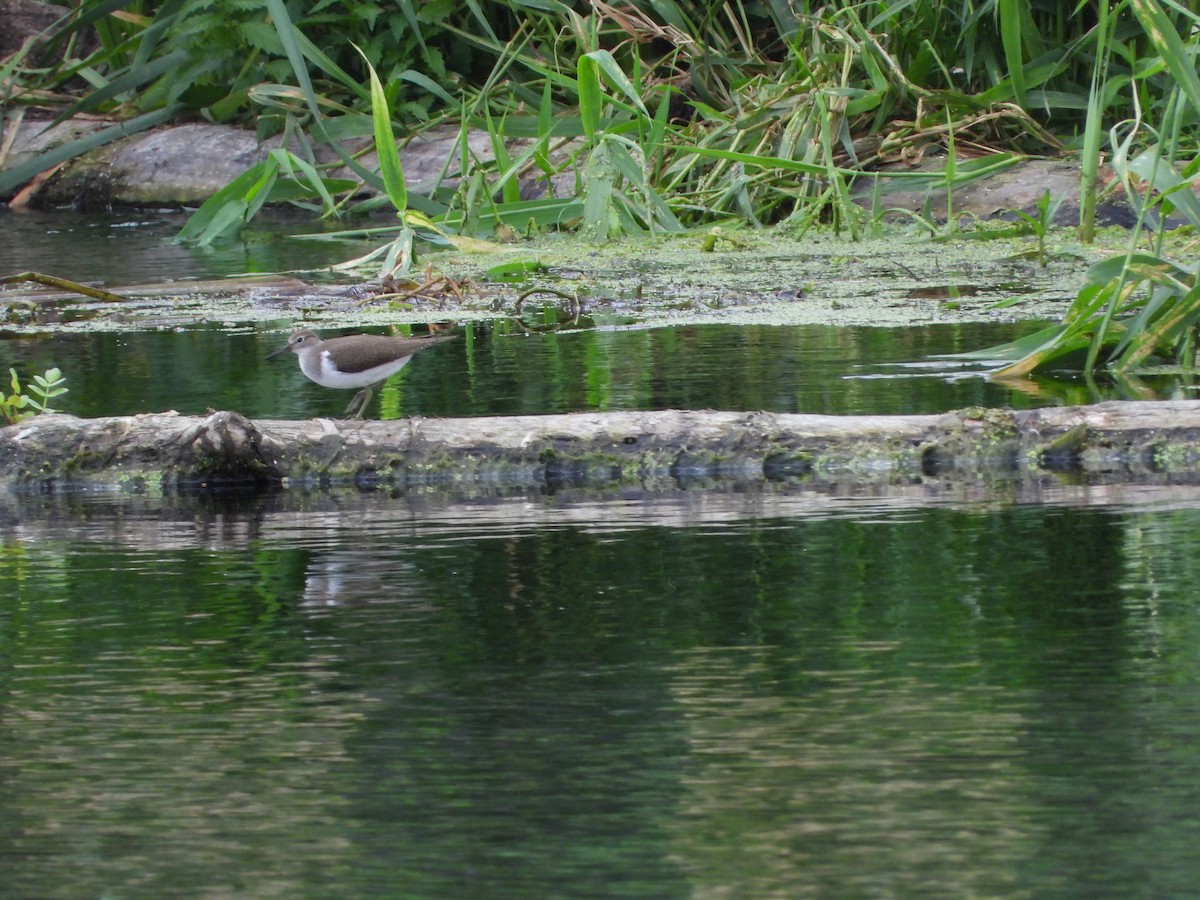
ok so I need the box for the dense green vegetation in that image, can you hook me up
[2,0,1199,377]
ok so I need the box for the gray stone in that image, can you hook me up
[0,0,68,59]
[5,117,581,210]
[105,124,273,205]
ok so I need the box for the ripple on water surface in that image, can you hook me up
[4,498,1200,896]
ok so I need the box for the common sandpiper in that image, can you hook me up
[267,328,455,418]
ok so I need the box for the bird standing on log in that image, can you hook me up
[267,328,456,419]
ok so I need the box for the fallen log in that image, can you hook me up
[2,402,1200,493]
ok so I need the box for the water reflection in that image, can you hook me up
[666,646,1036,896]
[0,209,368,284]
[5,209,1197,410]
[6,321,1048,422]
[3,491,1200,896]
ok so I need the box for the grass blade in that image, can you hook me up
[578,54,602,141]
[264,0,383,193]
[582,50,650,118]
[355,43,407,212]
[1129,0,1200,113]
[998,0,1027,106]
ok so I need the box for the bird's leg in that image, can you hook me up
[343,386,373,419]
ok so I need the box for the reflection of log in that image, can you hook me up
[2,403,1200,491]
[7,481,1200,555]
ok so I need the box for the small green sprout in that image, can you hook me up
[2,367,68,424]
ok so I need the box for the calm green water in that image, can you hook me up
[0,209,363,283]
[0,208,1180,412]
[5,211,1200,897]
[3,491,1200,898]
[6,321,1051,421]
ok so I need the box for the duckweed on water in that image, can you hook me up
[1,226,1119,336]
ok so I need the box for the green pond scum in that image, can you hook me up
[0,225,1129,335]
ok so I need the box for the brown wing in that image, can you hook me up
[321,334,455,374]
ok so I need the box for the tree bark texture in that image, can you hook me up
[2,402,1199,492]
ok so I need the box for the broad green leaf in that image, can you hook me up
[578,55,602,141]
[1129,0,1200,113]
[396,0,427,52]
[292,32,370,102]
[1089,253,1195,284]
[538,78,554,141]
[486,260,550,281]
[438,195,584,233]
[355,44,407,213]
[998,0,1026,106]
[583,49,650,118]
[646,86,672,165]
[129,0,189,67]
[1126,148,1200,230]
[269,148,343,211]
[512,0,572,11]
[1117,282,1200,372]
[397,70,458,107]
[176,158,278,245]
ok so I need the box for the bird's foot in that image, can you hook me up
[342,388,372,420]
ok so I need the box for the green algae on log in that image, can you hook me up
[3,403,1200,493]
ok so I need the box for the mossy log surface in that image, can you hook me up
[2,402,1200,493]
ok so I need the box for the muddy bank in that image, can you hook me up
[4,402,1200,493]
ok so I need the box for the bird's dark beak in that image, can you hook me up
[266,340,291,360]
